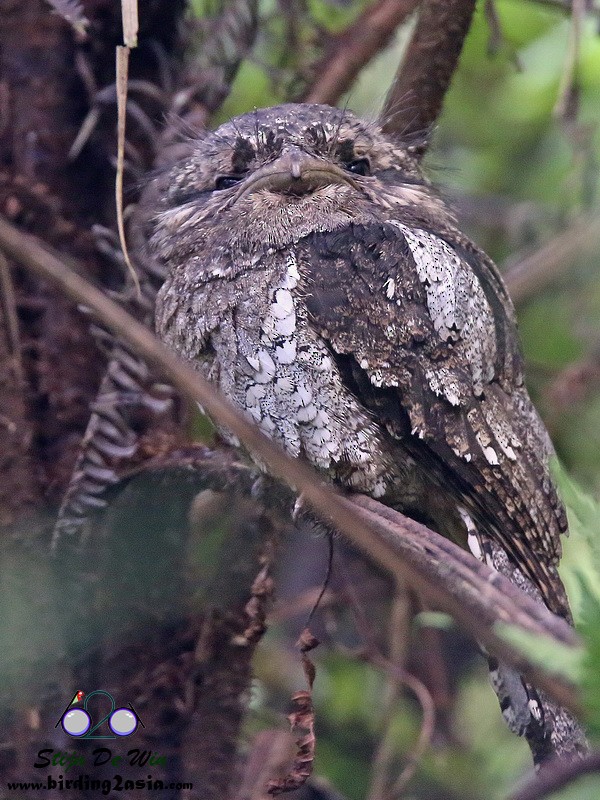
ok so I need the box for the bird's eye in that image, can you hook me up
[345,159,370,176]
[215,174,244,190]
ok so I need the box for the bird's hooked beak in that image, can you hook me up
[226,147,361,207]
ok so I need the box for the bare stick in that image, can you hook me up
[366,591,414,800]
[375,654,435,800]
[120,0,139,48]
[301,0,419,106]
[503,214,600,305]
[0,215,582,713]
[115,45,140,295]
[380,0,476,156]
[341,565,433,800]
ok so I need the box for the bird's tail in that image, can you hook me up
[488,654,586,766]
[463,514,588,766]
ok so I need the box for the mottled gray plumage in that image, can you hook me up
[139,103,586,762]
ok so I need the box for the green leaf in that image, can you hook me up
[577,587,600,738]
[413,611,455,630]
[553,461,600,622]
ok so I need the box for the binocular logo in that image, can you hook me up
[56,690,144,739]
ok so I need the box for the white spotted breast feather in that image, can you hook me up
[299,220,570,619]
[155,247,401,500]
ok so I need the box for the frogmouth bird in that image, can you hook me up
[138,103,587,764]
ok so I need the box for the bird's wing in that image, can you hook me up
[299,222,569,617]
[155,249,263,361]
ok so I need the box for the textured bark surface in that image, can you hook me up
[73,451,281,799]
[0,0,195,519]
[0,1,107,508]
[0,3,193,795]
[381,0,477,154]
[0,256,40,524]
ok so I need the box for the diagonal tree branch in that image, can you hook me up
[380,0,477,156]
[503,214,600,305]
[0,214,583,717]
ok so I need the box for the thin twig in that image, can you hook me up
[341,563,434,800]
[365,650,435,800]
[301,0,419,106]
[503,213,600,304]
[380,657,436,800]
[115,45,140,296]
[270,587,338,624]
[120,0,139,48]
[547,355,600,410]
[510,750,600,800]
[367,591,412,800]
[413,600,453,725]
[0,215,582,714]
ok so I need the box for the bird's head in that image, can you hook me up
[147,103,452,265]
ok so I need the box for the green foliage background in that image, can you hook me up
[209,2,600,797]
